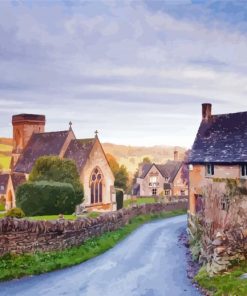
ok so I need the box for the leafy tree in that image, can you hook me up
[114,165,129,191]
[29,156,84,203]
[142,157,151,164]
[106,154,129,191]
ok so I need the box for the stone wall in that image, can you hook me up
[0,200,187,257]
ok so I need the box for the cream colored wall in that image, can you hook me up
[5,176,17,210]
[138,165,165,196]
[189,164,243,214]
[172,167,188,196]
[80,139,115,207]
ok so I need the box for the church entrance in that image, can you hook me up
[90,167,104,204]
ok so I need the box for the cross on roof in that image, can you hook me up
[69,121,72,130]
[95,130,99,137]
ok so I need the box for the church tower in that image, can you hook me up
[11,114,46,168]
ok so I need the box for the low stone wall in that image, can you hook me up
[0,200,187,257]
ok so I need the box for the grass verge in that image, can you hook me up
[123,197,156,208]
[0,209,186,281]
[195,261,247,296]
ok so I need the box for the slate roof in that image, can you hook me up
[0,174,9,194]
[189,111,247,163]
[11,174,26,191]
[164,183,171,190]
[139,161,182,182]
[14,131,70,173]
[64,138,95,172]
[132,183,140,195]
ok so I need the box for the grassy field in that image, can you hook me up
[124,197,156,208]
[195,262,247,296]
[0,155,11,170]
[0,209,186,281]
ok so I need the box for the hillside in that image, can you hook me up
[102,143,186,175]
[0,138,187,174]
[0,138,13,170]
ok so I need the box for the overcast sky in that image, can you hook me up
[0,0,247,148]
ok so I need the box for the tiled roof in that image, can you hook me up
[64,138,95,172]
[0,174,9,194]
[14,131,70,173]
[139,161,182,182]
[189,111,247,163]
[11,173,26,191]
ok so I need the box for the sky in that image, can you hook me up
[1,0,247,148]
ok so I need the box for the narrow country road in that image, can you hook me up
[0,215,201,296]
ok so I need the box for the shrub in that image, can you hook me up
[16,181,76,216]
[5,208,25,219]
[29,156,84,204]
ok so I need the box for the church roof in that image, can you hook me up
[64,138,95,172]
[14,131,70,173]
[189,111,247,163]
[11,174,26,191]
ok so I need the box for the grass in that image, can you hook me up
[0,209,186,281]
[195,261,247,296]
[124,197,156,208]
[0,155,11,170]
[0,203,5,211]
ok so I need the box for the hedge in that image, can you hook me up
[16,181,76,216]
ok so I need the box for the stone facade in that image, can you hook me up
[0,201,187,257]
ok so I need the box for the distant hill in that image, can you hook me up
[0,138,13,170]
[102,143,187,175]
[0,138,187,175]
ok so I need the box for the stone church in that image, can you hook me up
[2,114,116,212]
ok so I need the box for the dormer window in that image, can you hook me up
[206,164,214,176]
[164,177,169,183]
[241,164,247,178]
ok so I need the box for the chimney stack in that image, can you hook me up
[202,103,212,120]
[174,148,179,161]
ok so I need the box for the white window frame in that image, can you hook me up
[206,164,214,176]
[240,164,247,178]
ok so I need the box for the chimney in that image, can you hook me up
[174,148,179,161]
[202,103,212,120]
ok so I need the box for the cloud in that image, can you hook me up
[0,0,246,147]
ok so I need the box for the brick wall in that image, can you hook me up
[0,200,187,257]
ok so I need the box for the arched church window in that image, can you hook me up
[90,167,103,204]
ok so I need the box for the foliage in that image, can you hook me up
[0,209,186,281]
[5,208,25,219]
[124,197,156,208]
[16,181,77,216]
[142,157,151,164]
[195,262,247,296]
[29,156,84,203]
[106,154,129,191]
[0,203,5,211]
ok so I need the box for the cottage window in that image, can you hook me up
[90,167,103,204]
[240,164,247,178]
[164,190,170,196]
[206,164,214,176]
[152,188,157,196]
[150,176,157,183]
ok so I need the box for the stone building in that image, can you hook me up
[133,150,188,197]
[188,103,247,215]
[3,114,116,212]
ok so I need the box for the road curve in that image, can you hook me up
[0,215,201,296]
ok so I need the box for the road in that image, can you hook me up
[0,215,201,296]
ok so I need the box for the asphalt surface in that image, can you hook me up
[0,214,201,296]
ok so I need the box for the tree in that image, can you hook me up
[29,156,84,203]
[142,157,151,164]
[106,154,129,191]
[114,165,129,191]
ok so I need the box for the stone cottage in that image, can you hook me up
[3,114,116,211]
[133,150,188,197]
[188,103,247,216]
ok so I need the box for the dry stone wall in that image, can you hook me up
[0,201,187,257]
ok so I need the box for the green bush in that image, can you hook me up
[29,156,84,204]
[5,208,25,219]
[16,181,76,216]
[0,203,5,211]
